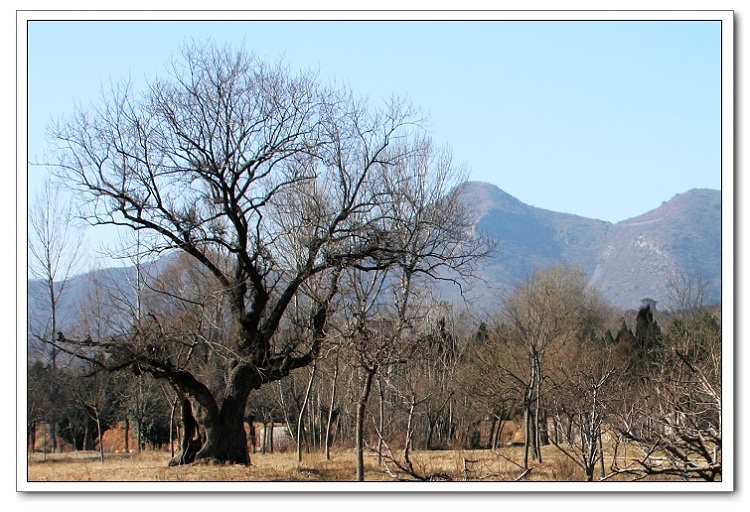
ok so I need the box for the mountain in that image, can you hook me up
[26,182,722,348]
[26,253,178,358]
[457,182,721,310]
[588,188,721,308]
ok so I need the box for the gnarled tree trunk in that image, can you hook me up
[170,364,259,466]
[170,397,203,465]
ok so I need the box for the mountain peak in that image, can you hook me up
[617,188,720,226]
[459,181,527,217]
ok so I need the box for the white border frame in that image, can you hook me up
[16,9,734,494]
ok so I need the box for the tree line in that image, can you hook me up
[27,42,721,482]
[27,256,722,481]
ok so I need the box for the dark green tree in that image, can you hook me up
[628,305,664,377]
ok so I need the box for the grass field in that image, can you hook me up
[25,445,606,483]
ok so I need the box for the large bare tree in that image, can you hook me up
[46,42,489,465]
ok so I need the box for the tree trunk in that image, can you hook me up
[566,413,574,444]
[268,421,274,454]
[123,417,130,454]
[83,404,104,462]
[297,363,317,462]
[138,419,144,453]
[488,415,497,450]
[28,422,36,452]
[170,397,203,465]
[278,381,296,446]
[260,422,267,454]
[169,364,258,466]
[324,362,339,460]
[598,426,606,479]
[448,401,454,445]
[425,418,436,450]
[169,397,178,458]
[197,394,251,465]
[317,394,324,450]
[83,417,96,451]
[402,396,418,475]
[492,413,505,450]
[49,417,57,453]
[174,403,250,465]
[377,375,385,464]
[247,415,256,455]
[523,400,532,469]
[93,409,104,463]
[355,367,376,481]
[523,363,537,469]
[585,459,595,482]
[533,354,544,462]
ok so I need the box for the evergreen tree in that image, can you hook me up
[626,305,664,378]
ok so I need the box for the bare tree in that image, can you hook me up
[460,322,522,451]
[376,394,453,482]
[27,362,53,453]
[547,338,623,481]
[295,361,317,462]
[47,42,489,465]
[667,271,714,315]
[322,348,341,460]
[372,309,471,481]
[28,179,85,453]
[340,157,479,480]
[342,267,415,481]
[73,360,121,462]
[612,305,721,481]
[498,264,609,469]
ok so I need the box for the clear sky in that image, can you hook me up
[24,14,724,252]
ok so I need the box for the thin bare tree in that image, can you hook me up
[497,264,609,469]
[28,179,85,452]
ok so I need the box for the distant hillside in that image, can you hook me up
[27,182,722,352]
[458,182,721,310]
[588,188,721,308]
[26,254,176,359]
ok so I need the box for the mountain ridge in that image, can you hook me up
[28,182,722,345]
[458,182,721,310]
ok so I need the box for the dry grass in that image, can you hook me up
[27,449,384,482]
[25,445,607,483]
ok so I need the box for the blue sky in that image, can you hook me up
[25,15,724,235]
